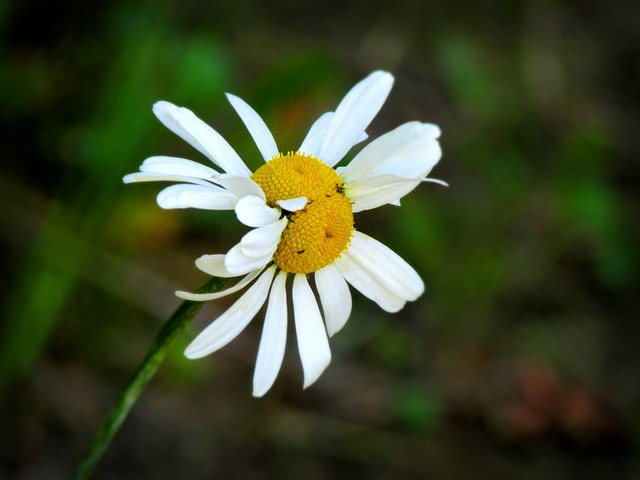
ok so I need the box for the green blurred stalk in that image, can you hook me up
[73,277,225,480]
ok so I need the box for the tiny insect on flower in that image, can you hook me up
[124,71,444,397]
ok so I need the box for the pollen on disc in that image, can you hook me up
[251,152,354,274]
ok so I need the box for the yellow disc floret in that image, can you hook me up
[251,152,354,274]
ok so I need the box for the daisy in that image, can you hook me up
[124,71,444,397]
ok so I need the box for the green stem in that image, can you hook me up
[73,277,225,480]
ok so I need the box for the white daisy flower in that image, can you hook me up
[124,71,444,397]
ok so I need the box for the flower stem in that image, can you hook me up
[73,277,225,480]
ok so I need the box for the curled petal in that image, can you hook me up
[235,195,280,227]
[348,175,447,213]
[176,267,264,301]
[238,218,288,259]
[184,266,276,358]
[195,254,238,278]
[156,184,236,210]
[225,243,273,276]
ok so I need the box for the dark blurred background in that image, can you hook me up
[1,0,639,478]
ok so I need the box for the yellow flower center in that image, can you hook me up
[251,152,354,274]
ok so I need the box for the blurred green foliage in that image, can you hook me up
[1,0,639,478]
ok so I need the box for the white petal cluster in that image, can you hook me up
[125,71,443,396]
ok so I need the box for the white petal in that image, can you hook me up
[355,131,369,145]
[415,122,441,140]
[293,274,332,389]
[184,266,276,358]
[123,172,211,186]
[139,156,219,179]
[224,243,273,276]
[153,101,252,177]
[349,175,447,213]
[156,184,236,210]
[276,196,307,212]
[235,195,280,227]
[315,264,352,337]
[298,111,333,157]
[253,271,288,397]
[210,175,266,202]
[341,122,442,184]
[334,252,405,313]
[177,190,237,210]
[347,175,420,213]
[152,102,203,156]
[347,231,424,301]
[195,254,238,278]
[318,71,394,167]
[239,218,287,259]
[226,93,279,161]
[176,267,264,301]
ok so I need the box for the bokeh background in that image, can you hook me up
[1,0,639,478]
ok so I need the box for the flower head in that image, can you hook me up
[124,71,444,396]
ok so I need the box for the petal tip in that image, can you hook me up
[421,123,442,139]
[184,347,206,360]
[302,354,331,389]
[183,343,201,359]
[371,71,394,88]
[175,290,195,300]
[326,324,342,338]
[277,196,308,212]
[152,100,172,112]
[371,69,393,79]
[252,385,268,398]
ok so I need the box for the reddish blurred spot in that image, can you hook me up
[491,360,618,443]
